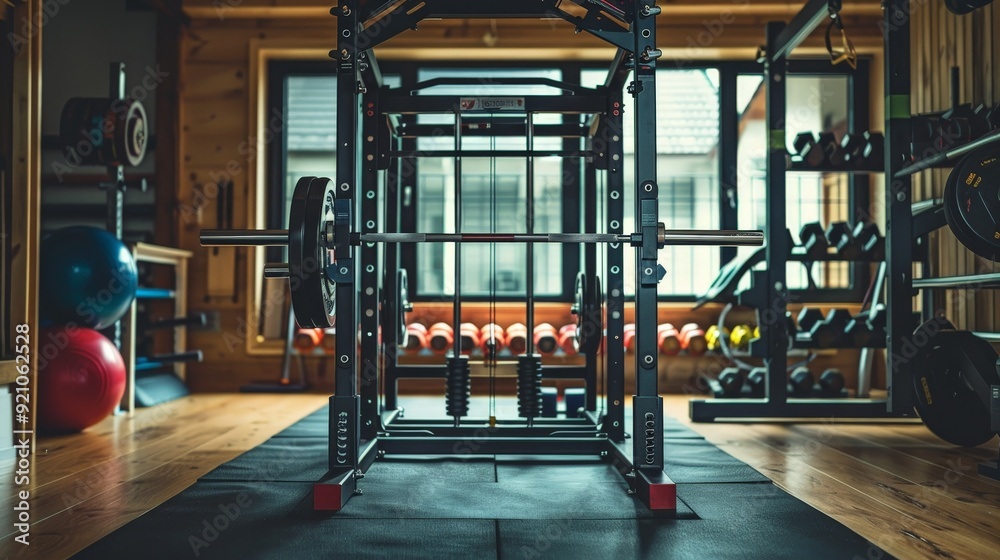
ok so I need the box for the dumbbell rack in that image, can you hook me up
[691,0,921,421]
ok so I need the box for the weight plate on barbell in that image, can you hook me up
[289,177,336,329]
[573,272,604,354]
[943,143,1000,262]
[397,268,410,347]
[912,321,1000,447]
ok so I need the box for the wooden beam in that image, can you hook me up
[9,0,42,449]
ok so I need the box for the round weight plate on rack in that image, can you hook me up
[397,268,410,347]
[912,322,1000,447]
[943,144,1000,262]
[117,100,148,167]
[289,177,336,328]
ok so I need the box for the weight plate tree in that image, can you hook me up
[944,144,1000,261]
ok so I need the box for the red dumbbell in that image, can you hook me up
[479,323,506,358]
[679,323,707,356]
[506,323,528,355]
[428,322,454,354]
[294,328,323,353]
[558,324,577,354]
[459,323,480,355]
[533,323,558,355]
[657,323,681,355]
[623,323,636,352]
[402,323,429,354]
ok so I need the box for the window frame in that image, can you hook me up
[266,57,872,304]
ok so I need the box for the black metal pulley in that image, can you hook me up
[943,143,1000,262]
[289,177,337,328]
[912,319,1000,447]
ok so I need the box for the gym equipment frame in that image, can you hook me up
[201,0,763,514]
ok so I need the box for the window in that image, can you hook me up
[266,60,869,310]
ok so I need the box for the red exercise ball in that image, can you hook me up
[37,327,126,433]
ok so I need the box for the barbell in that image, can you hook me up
[201,177,765,328]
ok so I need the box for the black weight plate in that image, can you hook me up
[118,100,147,167]
[572,272,588,352]
[397,268,409,347]
[912,324,1000,447]
[943,144,1000,262]
[289,177,336,328]
[574,273,603,354]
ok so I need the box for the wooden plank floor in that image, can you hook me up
[1,393,999,559]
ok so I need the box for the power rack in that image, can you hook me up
[201,0,764,514]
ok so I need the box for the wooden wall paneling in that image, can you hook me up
[181,63,247,100]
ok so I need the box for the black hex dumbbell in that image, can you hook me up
[792,132,818,163]
[799,222,829,259]
[717,368,745,397]
[796,307,825,334]
[819,369,846,396]
[809,308,853,347]
[851,222,883,260]
[839,133,866,168]
[860,132,884,168]
[788,367,815,397]
[825,222,854,257]
[802,133,837,168]
[747,367,767,398]
[845,304,885,347]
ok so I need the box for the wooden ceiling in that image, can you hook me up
[181,1,886,58]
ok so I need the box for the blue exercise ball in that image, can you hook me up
[40,226,138,329]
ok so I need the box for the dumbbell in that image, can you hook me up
[845,304,886,347]
[839,133,866,168]
[730,324,754,351]
[799,222,829,258]
[705,325,729,352]
[459,323,480,355]
[679,323,707,356]
[747,367,767,397]
[911,115,943,159]
[541,387,559,417]
[480,323,506,358]
[403,323,429,353]
[851,221,883,259]
[808,308,853,347]
[788,367,815,397]
[801,133,836,167]
[825,222,854,256]
[859,132,884,166]
[506,323,528,355]
[294,328,323,353]
[564,387,586,418]
[558,324,577,355]
[658,323,681,355]
[533,323,558,355]
[819,369,846,396]
[791,132,818,163]
[796,307,825,333]
[623,323,636,352]
[717,368,745,397]
[428,323,454,354]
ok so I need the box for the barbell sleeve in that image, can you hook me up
[660,230,764,247]
[264,263,291,279]
[200,229,290,246]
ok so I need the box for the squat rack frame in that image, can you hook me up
[318,0,676,514]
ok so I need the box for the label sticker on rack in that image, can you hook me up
[459,97,525,112]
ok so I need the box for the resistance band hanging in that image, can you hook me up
[825,2,857,69]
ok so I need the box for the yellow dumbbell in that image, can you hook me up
[705,325,730,352]
[730,324,755,350]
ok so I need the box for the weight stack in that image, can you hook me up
[445,354,471,421]
[517,354,543,420]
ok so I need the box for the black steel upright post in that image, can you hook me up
[631,6,662,471]
[359,81,382,442]
[106,62,127,350]
[762,21,790,405]
[330,0,361,474]
[583,158,598,412]
[603,80,626,443]
[883,0,915,414]
[718,64,739,266]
